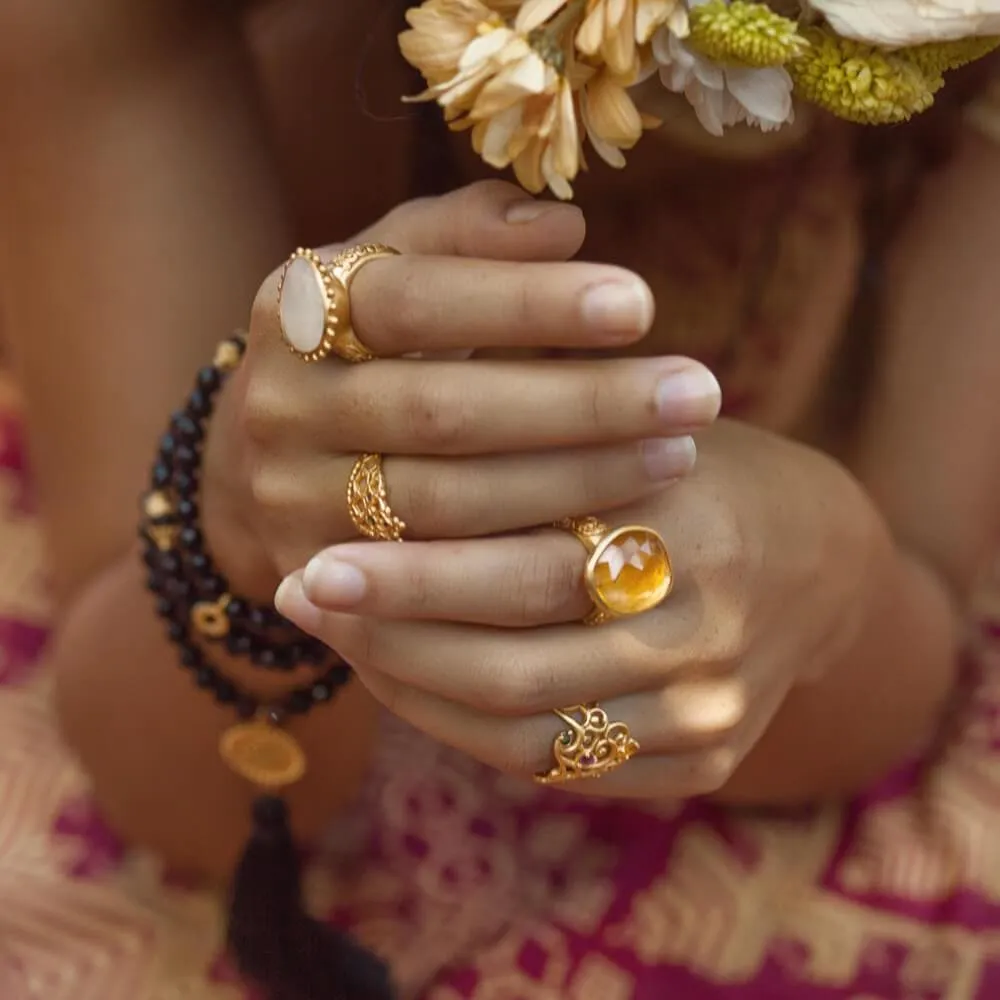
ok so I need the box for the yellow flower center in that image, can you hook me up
[787,27,941,125]
[688,0,809,67]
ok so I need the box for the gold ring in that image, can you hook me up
[555,516,673,626]
[534,704,639,784]
[277,243,399,363]
[347,453,406,541]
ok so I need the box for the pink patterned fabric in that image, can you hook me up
[2,397,1000,1000]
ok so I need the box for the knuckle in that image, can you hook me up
[573,453,616,509]
[496,723,546,776]
[367,197,432,246]
[248,465,295,518]
[701,612,750,670]
[396,469,456,536]
[402,377,475,454]
[366,262,420,336]
[577,374,606,432]
[687,748,738,796]
[339,614,382,672]
[240,375,289,448]
[476,653,551,716]
[498,548,582,624]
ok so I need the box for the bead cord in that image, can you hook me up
[140,334,351,718]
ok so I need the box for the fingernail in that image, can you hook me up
[655,366,722,427]
[580,280,654,339]
[641,436,697,481]
[274,575,323,630]
[505,200,555,224]
[302,556,367,608]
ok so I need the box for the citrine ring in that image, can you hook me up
[554,516,673,626]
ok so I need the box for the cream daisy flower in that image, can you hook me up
[806,0,1000,47]
[518,0,689,75]
[651,2,796,134]
[401,0,584,197]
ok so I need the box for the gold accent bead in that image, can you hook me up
[191,595,232,639]
[143,491,175,521]
[213,340,243,373]
[146,523,180,552]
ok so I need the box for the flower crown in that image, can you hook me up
[398,0,999,198]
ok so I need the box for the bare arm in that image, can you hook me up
[721,128,1000,801]
[0,1,378,876]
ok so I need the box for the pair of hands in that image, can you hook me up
[210,181,878,798]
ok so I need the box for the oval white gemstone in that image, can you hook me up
[279,256,327,354]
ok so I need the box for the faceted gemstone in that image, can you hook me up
[279,256,327,354]
[589,528,672,616]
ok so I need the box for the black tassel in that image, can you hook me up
[227,796,396,1000]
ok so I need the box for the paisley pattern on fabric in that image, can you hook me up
[2,384,1000,999]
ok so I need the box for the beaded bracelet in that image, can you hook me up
[141,334,329,673]
[139,335,392,1000]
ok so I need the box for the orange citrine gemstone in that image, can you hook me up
[589,528,672,616]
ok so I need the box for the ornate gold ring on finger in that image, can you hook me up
[277,243,399,363]
[555,516,673,626]
[347,453,406,542]
[534,703,639,785]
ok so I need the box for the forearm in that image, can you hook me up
[720,525,959,804]
[53,549,378,880]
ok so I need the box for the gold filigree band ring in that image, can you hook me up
[277,243,400,363]
[347,453,406,542]
[534,704,639,785]
[554,516,673,626]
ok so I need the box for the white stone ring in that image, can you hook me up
[277,244,400,364]
[554,516,673,626]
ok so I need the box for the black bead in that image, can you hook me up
[214,679,237,704]
[150,463,171,489]
[173,472,199,497]
[302,643,326,665]
[201,574,227,599]
[247,607,269,631]
[187,552,210,574]
[226,598,247,622]
[167,621,186,643]
[159,552,181,575]
[226,632,253,656]
[236,696,258,720]
[155,597,174,619]
[174,445,198,471]
[180,645,203,668]
[287,690,313,714]
[195,667,217,689]
[176,498,198,522]
[187,388,211,418]
[252,647,277,669]
[196,366,221,393]
[164,577,192,601]
[311,683,332,703]
[178,526,202,550]
[285,643,304,665]
[158,433,177,457]
[172,413,202,443]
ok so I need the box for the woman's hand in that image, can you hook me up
[275,420,888,798]
[204,181,721,596]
